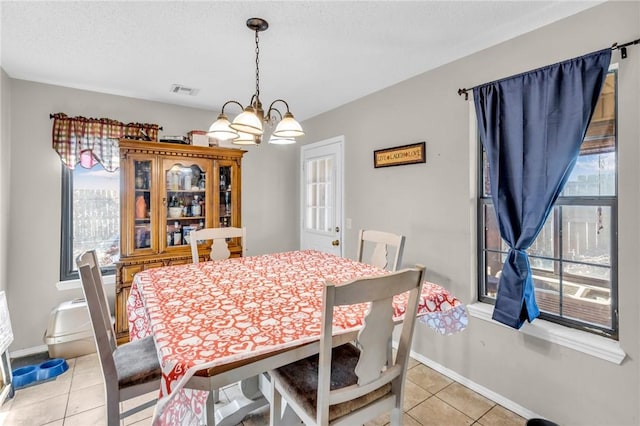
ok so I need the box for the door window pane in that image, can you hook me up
[304,156,334,233]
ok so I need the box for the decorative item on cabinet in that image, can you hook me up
[188,130,209,147]
[173,222,182,245]
[191,196,202,216]
[135,170,145,189]
[135,195,146,219]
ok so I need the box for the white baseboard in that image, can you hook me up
[9,345,48,359]
[408,348,540,420]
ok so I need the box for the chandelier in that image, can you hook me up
[207,18,304,145]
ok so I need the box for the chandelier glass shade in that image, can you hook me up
[231,131,258,145]
[207,113,238,141]
[268,136,296,145]
[207,18,304,145]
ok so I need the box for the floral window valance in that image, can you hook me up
[51,113,160,172]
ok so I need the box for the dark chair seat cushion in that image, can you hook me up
[114,336,162,388]
[271,343,392,422]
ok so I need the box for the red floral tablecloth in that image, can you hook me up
[127,250,467,425]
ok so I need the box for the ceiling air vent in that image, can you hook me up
[170,84,199,96]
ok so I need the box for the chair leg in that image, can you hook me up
[269,378,282,426]
[206,391,215,426]
[389,407,402,426]
[106,392,120,426]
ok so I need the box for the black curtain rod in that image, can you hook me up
[611,37,640,59]
[457,37,640,100]
[49,114,163,131]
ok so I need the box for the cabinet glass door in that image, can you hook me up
[132,159,153,252]
[218,165,233,228]
[215,161,242,256]
[162,159,209,251]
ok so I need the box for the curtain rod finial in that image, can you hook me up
[457,88,469,101]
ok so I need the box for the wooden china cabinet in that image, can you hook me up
[115,140,245,344]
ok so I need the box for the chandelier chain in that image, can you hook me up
[255,30,260,101]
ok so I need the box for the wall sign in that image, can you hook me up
[374,142,426,168]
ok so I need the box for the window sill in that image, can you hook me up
[56,274,115,291]
[467,302,626,364]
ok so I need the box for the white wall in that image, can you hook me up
[6,81,298,352]
[0,69,10,295]
[299,2,639,425]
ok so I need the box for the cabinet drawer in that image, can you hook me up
[122,262,164,284]
[121,265,143,284]
[145,262,165,270]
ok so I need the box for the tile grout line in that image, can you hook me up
[432,393,479,423]
[62,358,77,423]
[433,381,500,423]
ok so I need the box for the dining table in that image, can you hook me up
[127,249,468,426]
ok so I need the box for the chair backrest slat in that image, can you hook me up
[76,250,118,375]
[356,229,405,271]
[190,227,246,263]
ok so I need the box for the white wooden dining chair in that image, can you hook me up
[190,226,246,263]
[269,265,425,426]
[356,229,406,271]
[189,226,247,405]
[76,251,162,426]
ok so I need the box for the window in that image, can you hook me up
[304,156,334,233]
[478,70,618,338]
[60,164,120,280]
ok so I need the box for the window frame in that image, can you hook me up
[60,165,118,281]
[476,70,619,339]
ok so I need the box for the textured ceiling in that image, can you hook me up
[1,1,603,121]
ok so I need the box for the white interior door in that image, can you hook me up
[300,137,343,256]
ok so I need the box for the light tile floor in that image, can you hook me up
[0,353,527,426]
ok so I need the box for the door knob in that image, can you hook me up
[332,240,340,246]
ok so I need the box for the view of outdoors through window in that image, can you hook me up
[479,71,617,336]
[72,164,120,271]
